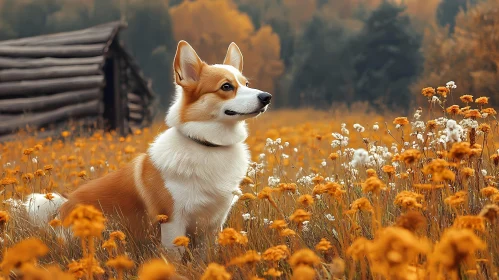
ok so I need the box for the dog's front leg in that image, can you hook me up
[161,218,187,261]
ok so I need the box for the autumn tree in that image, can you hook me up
[169,0,284,95]
[413,0,499,106]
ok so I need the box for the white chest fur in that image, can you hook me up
[148,127,249,229]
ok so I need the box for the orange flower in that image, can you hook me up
[61,131,71,138]
[444,191,467,208]
[239,193,257,201]
[138,259,177,280]
[460,95,473,103]
[449,142,471,160]
[173,236,190,247]
[453,216,485,232]
[280,228,297,237]
[218,228,248,246]
[289,209,311,224]
[0,238,49,273]
[156,215,169,224]
[480,186,499,198]
[361,176,386,195]
[401,149,421,164]
[394,191,424,209]
[228,250,261,267]
[437,86,449,97]
[291,265,316,280]
[62,204,106,238]
[278,183,297,193]
[297,194,314,207]
[289,249,321,268]
[329,153,339,160]
[382,165,395,174]
[269,220,287,230]
[482,107,497,115]
[465,109,481,119]
[264,268,283,277]
[106,254,134,270]
[257,187,278,208]
[201,263,231,280]
[475,97,489,105]
[446,105,461,115]
[393,117,409,126]
[421,87,436,97]
[49,218,62,228]
[110,231,126,242]
[315,238,332,252]
[262,245,290,261]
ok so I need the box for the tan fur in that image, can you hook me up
[59,154,172,239]
[181,66,248,122]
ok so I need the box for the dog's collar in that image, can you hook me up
[188,136,223,147]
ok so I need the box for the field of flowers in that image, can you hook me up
[1,85,499,279]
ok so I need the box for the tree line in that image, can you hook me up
[0,0,483,112]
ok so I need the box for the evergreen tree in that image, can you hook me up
[436,0,476,33]
[287,16,356,108]
[351,2,422,111]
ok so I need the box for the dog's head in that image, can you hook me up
[168,41,271,125]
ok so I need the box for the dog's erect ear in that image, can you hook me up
[174,40,203,85]
[223,42,243,73]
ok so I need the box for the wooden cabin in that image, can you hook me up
[0,21,156,141]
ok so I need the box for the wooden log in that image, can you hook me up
[129,112,143,121]
[0,75,104,97]
[127,92,143,104]
[0,44,105,58]
[0,21,123,46]
[0,100,103,135]
[0,88,101,113]
[0,29,114,46]
[0,56,103,69]
[127,102,143,112]
[0,64,101,82]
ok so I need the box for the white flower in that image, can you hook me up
[268,176,280,187]
[444,119,463,144]
[302,221,310,232]
[417,133,424,142]
[353,123,365,133]
[481,169,487,176]
[32,158,38,164]
[284,142,289,147]
[294,148,298,153]
[321,160,327,167]
[90,166,95,173]
[431,96,441,104]
[373,123,379,131]
[446,81,457,89]
[282,154,289,159]
[325,214,335,221]
[396,124,401,129]
[242,213,251,221]
[266,138,273,146]
[263,218,270,225]
[259,153,266,161]
[341,123,350,135]
[275,138,282,144]
[350,148,369,167]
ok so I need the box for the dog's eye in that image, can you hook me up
[245,82,249,87]
[221,83,234,91]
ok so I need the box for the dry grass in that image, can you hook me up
[0,92,499,279]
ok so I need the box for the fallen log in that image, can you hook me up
[0,64,101,82]
[0,100,103,135]
[0,75,104,97]
[128,102,143,113]
[0,56,103,69]
[0,44,105,58]
[0,88,101,113]
[129,112,143,121]
[127,92,143,104]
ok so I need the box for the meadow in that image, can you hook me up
[0,86,499,279]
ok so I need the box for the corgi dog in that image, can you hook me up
[25,40,271,251]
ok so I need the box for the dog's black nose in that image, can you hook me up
[258,92,272,105]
